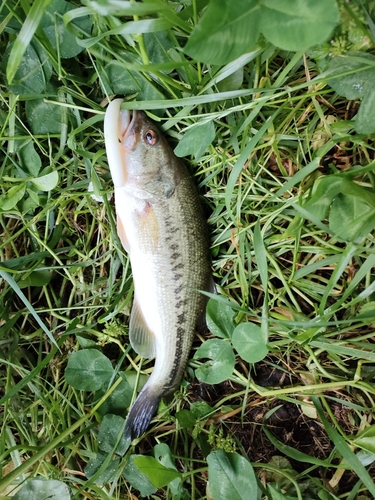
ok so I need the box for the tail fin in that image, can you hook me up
[124,387,161,441]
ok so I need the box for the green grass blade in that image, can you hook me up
[6,0,53,85]
[313,396,375,496]
[0,270,58,348]
[273,157,321,199]
[253,220,269,339]
[0,379,122,492]
[225,106,282,218]
[263,427,330,467]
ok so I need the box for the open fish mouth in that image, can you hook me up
[119,109,138,152]
[104,99,138,187]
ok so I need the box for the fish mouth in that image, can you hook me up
[104,99,139,187]
[119,109,139,152]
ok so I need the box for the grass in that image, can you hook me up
[1,0,375,498]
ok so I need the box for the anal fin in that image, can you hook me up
[129,297,157,359]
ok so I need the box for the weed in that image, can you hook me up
[1,0,375,499]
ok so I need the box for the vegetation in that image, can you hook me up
[1,0,375,498]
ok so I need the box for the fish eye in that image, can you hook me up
[144,129,158,146]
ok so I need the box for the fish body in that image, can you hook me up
[104,99,211,440]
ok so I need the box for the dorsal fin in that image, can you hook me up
[129,297,157,359]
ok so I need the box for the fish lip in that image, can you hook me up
[104,100,142,188]
[104,98,128,187]
[119,110,139,151]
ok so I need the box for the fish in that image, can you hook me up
[104,99,212,441]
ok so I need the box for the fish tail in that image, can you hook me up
[124,387,161,441]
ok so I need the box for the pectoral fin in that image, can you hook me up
[134,203,159,254]
[129,297,157,359]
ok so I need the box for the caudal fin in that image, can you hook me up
[124,388,161,441]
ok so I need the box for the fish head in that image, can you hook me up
[104,99,180,199]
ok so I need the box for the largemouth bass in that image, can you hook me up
[104,99,211,440]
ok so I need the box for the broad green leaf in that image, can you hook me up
[104,58,165,102]
[18,270,51,289]
[26,98,62,135]
[41,0,92,59]
[95,372,133,416]
[353,425,375,454]
[33,42,53,83]
[232,322,268,363]
[174,120,215,160]
[40,0,67,26]
[194,339,235,384]
[202,51,258,93]
[261,0,340,51]
[123,455,157,497]
[85,451,120,486]
[154,443,177,470]
[124,370,148,392]
[65,349,114,391]
[357,450,375,467]
[267,484,313,500]
[217,67,244,92]
[30,171,59,191]
[185,0,340,64]
[190,401,213,419]
[13,478,70,500]
[184,0,261,65]
[0,183,27,211]
[341,178,375,208]
[329,194,375,242]
[21,191,45,213]
[175,409,196,428]
[133,456,182,488]
[143,31,174,67]
[328,52,375,100]
[206,298,236,339]
[267,485,290,500]
[327,52,375,134]
[6,0,53,84]
[153,443,182,496]
[356,89,375,134]
[207,450,259,500]
[77,334,97,349]
[18,141,42,177]
[304,176,343,220]
[97,414,128,456]
[3,43,47,95]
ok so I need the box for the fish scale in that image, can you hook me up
[140,188,209,392]
[104,99,211,441]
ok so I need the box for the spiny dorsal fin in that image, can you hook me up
[129,297,157,359]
